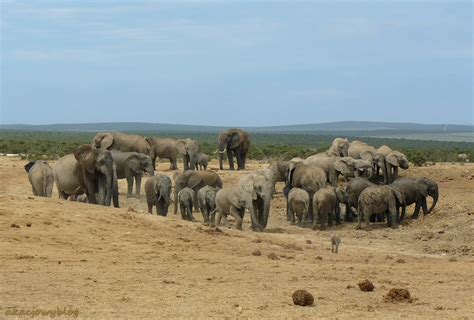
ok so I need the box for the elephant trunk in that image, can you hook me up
[173,187,179,215]
[104,167,114,206]
[262,197,270,229]
[428,191,439,214]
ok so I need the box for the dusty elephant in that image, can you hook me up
[313,138,350,157]
[384,151,409,183]
[173,170,223,215]
[312,187,340,230]
[176,138,199,171]
[348,141,389,183]
[239,171,274,230]
[304,156,373,186]
[178,187,196,221]
[92,132,150,156]
[145,174,172,216]
[217,129,250,170]
[391,177,438,222]
[287,188,309,226]
[195,152,210,170]
[111,150,154,197]
[24,160,54,197]
[215,186,260,231]
[197,185,218,224]
[337,177,375,222]
[356,185,405,230]
[145,137,180,170]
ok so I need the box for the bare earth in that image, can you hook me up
[1,157,473,319]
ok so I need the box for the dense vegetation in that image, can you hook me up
[0,130,473,165]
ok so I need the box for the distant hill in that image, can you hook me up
[1,121,472,141]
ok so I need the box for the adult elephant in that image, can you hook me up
[173,170,223,215]
[304,156,373,186]
[286,163,327,224]
[348,141,388,183]
[385,151,409,183]
[391,177,438,222]
[337,177,375,222]
[92,132,150,156]
[313,138,350,157]
[111,151,154,197]
[145,137,180,170]
[217,129,250,170]
[239,172,273,230]
[176,138,199,171]
[54,145,119,207]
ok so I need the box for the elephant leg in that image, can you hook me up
[328,211,334,227]
[227,149,235,170]
[364,210,370,230]
[392,167,399,182]
[420,198,428,223]
[229,207,243,230]
[219,153,224,170]
[180,204,187,220]
[87,180,98,205]
[171,159,178,170]
[344,203,352,222]
[289,206,295,225]
[242,153,247,169]
[126,176,134,197]
[215,211,223,226]
[187,206,194,221]
[412,201,421,219]
[335,204,341,225]
[59,191,68,200]
[135,175,142,196]
[356,208,363,230]
[147,202,153,214]
[320,212,327,230]
[235,149,243,170]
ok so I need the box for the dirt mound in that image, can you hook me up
[292,290,314,306]
[358,279,375,292]
[384,288,412,303]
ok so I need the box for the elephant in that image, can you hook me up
[175,138,199,171]
[286,163,327,224]
[24,160,54,197]
[197,185,218,224]
[239,171,274,230]
[215,186,260,231]
[217,129,250,170]
[173,170,223,215]
[458,153,469,162]
[348,141,388,183]
[385,151,409,183]
[304,156,373,186]
[111,151,154,197]
[145,137,180,170]
[54,145,119,207]
[312,187,341,230]
[313,138,350,157]
[195,152,209,170]
[356,185,405,230]
[178,187,196,221]
[337,177,375,222]
[268,160,290,183]
[92,132,150,157]
[287,188,309,226]
[391,177,439,223]
[145,174,172,216]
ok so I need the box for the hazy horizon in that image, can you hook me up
[1,1,472,126]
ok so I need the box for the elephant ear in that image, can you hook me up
[187,174,202,189]
[392,187,405,205]
[126,154,141,174]
[99,133,114,150]
[251,185,259,200]
[334,158,352,174]
[360,150,374,162]
[416,180,429,197]
[386,153,400,167]
[176,140,187,154]
[24,161,35,173]
[229,189,241,208]
[230,132,242,149]
[74,145,95,174]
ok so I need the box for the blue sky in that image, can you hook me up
[1,0,472,126]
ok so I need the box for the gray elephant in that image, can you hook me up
[356,185,405,230]
[286,163,327,224]
[195,152,209,170]
[268,160,290,183]
[304,156,373,186]
[313,138,350,157]
[312,187,340,230]
[145,174,172,216]
[54,145,119,207]
[458,153,469,162]
[337,177,375,222]
[145,137,180,170]
[111,151,154,197]
[287,188,309,226]
[348,141,389,183]
[215,186,260,231]
[384,151,409,183]
[239,171,274,230]
[178,187,196,221]
[173,170,223,215]
[197,185,218,224]
[24,160,54,197]
[217,128,250,170]
[391,177,438,223]
[92,132,150,156]
[174,138,198,171]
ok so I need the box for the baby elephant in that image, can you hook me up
[357,185,405,230]
[195,153,210,170]
[331,234,341,254]
[287,188,309,226]
[24,160,54,197]
[145,174,172,216]
[178,187,196,221]
[312,187,340,230]
[197,185,218,224]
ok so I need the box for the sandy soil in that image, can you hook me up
[1,157,473,319]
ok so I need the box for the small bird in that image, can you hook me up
[331,234,341,254]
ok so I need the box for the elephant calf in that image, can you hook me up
[287,188,309,226]
[312,187,340,230]
[24,160,54,197]
[195,153,210,170]
[111,150,154,197]
[197,186,218,224]
[178,187,196,221]
[145,174,172,216]
[215,186,261,231]
[357,185,405,230]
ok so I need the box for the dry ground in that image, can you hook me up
[1,157,473,319]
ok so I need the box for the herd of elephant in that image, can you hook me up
[23,131,439,232]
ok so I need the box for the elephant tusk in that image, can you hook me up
[219,148,227,154]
